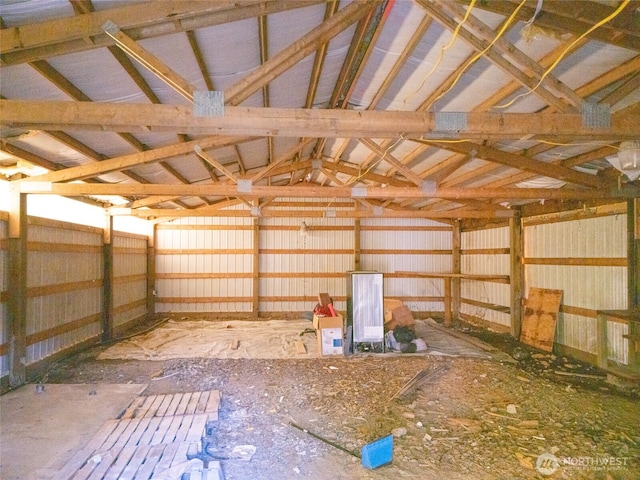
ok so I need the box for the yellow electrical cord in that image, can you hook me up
[494,0,631,109]
[404,0,477,107]
[427,0,528,110]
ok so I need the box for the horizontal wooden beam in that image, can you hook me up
[2,100,637,140]
[138,207,514,219]
[14,182,639,200]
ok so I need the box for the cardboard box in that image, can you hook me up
[386,305,415,331]
[313,314,344,356]
[384,298,405,323]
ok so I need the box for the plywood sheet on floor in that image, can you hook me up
[0,383,147,480]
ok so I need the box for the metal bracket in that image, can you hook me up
[237,179,252,193]
[194,91,224,117]
[582,102,610,129]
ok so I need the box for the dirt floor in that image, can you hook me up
[40,317,640,480]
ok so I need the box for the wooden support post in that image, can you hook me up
[354,219,361,270]
[146,223,156,318]
[252,217,260,317]
[596,312,608,370]
[510,209,524,338]
[7,192,27,387]
[443,277,452,327]
[451,220,461,321]
[629,199,639,311]
[102,214,114,342]
[628,320,638,371]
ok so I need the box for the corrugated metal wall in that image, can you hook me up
[460,226,511,330]
[525,215,629,364]
[260,216,354,313]
[155,217,255,313]
[113,232,148,330]
[155,216,455,316]
[0,215,8,379]
[361,218,452,313]
[26,218,103,365]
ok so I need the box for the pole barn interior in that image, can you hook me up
[0,1,639,479]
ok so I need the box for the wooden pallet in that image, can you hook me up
[52,390,222,480]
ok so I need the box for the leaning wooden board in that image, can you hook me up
[52,390,221,480]
[520,288,563,352]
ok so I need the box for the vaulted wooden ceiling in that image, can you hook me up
[1,0,639,223]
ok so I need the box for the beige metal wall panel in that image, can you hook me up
[525,214,628,364]
[155,217,254,313]
[113,233,148,328]
[525,216,626,258]
[26,221,102,364]
[526,265,627,309]
[462,226,509,250]
[361,219,452,313]
[460,280,511,328]
[0,219,8,378]
[460,227,511,328]
[260,217,353,313]
[606,321,629,365]
[555,314,598,356]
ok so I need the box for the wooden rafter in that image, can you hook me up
[421,141,604,188]
[418,0,580,113]
[225,0,383,106]
[462,0,640,52]
[14,135,252,183]
[1,1,325,65]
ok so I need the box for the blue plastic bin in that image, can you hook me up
[361,434,393,469]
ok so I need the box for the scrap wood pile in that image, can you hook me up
[383,299,427,354]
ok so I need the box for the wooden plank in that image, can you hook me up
[102,444,138,480]
[164,393,183,417]
[150,417,174,446]
[113,418,141,448]
[155,394,174,417]
[131,443,166,480]
[205,390,221,421]
[152,442,180,474]
[186,392,202,415]
[118,444,151,480]
[124,417,152,448]
[171,442,191,468]
[520,288,563,352]
[138,416,163,446]
[195,391,209,414]
[72,450,112,480]
[161,415,184,444]
[174,415,195,443]
[230,339,240,350]
[100,419,131,451]
[133,395,155,419]
[52,420,120,480]
[187,414,209,442]
[174,392,192,416]
[120,395,146,420]
[295,340,307,354]
[145,395,166,418]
